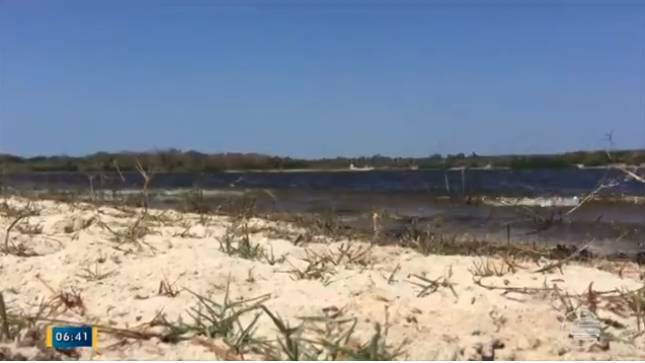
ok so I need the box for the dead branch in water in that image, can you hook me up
[85,174,96,201]
[113,159,126,183]
[565,181,618,216]
[135,158,154,213]
[616,166,645,185]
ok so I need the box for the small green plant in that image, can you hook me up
[76,263,117,282]
[260,305,312,360]
[336,322,406,360]
[325,243,373,267]
[185,285,269,338]
[283,261,331,282]
[468,257,517,277]
[406,228,458,256]
[261,305,407,361]
[299,308,358,360]
[282,251,336,283]
[159,281,271,355]
[264,245,287,266]
[218,222,265,260]
[182,187,210,214]
[173,221,198,238]
[99,214,156,251]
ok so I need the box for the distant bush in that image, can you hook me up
[509,156,571,169]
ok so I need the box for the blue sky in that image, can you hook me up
[0,0,644,158]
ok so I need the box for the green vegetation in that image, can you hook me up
[0,148,644,173]
[218,221,266,260]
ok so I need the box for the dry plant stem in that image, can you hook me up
[3,213,31,253]
[473,276,635,298]
[565,182,616,216]
[135,159,153,212]
[408,273,458,298]
[77,264,116,281]
[387,264,401,284]
[469,258,515,277]
[533,241,593,274]
[36,275,57,295]
[0,292,10,341]
[158,278,180,297]
[86,174,96,201]
[113,160,126,183]
[616,166,645,184]
[473,277,563,295]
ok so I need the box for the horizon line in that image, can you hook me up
[1,147,643,161]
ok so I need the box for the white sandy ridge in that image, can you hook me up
[0,197,644,360]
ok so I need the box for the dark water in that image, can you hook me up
[4,168,644,196]
[4,169,645,257]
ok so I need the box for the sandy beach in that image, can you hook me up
[1,196,644,360]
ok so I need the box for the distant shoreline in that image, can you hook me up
[1,148,644,174]
[206,164,641,173]
[2,164,643,175]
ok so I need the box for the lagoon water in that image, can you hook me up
[4,168,645,257]
[5,168,645,196]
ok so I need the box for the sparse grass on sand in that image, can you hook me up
[1,195,645,360]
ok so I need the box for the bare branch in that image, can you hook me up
[565,181,618,216]
[135,159,150,181]
[134,158,154,212]
[112,159,126,183]
[0,292,10,341]
[3,212,34,254]
[533,241,593,274]
[616,166,645,185]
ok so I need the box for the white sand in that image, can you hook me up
[1,196,644,360]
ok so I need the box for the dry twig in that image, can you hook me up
[0,292,10,341]
[3,211,37,254]
[534,242,593,274]
[135,159,154,212]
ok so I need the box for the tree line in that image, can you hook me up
[0,148,643,173]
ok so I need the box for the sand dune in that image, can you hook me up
[1,196,644,360]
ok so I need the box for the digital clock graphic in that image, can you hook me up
[45,326,97,350]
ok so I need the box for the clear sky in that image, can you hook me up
[1,0,644,158]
